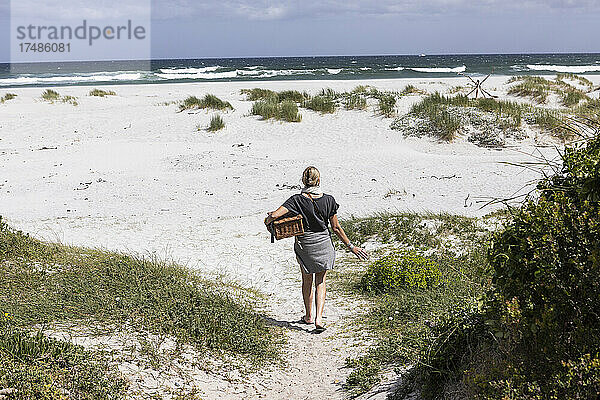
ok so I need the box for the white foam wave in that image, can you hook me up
[526,64,600,73]
[385,67,405,71]
[156,70,238,80]
[327,68,342,74]
[159,66,220,74]
[0,73,142,86]
[410,65,466,73]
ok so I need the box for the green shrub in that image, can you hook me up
[360,250,441,293]
[402,85,425,95]
[89,89,116,97]
[207,114,225,131]
[411,121,600,399]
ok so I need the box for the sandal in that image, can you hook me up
[298,316,313,324]
[314,325,327,334]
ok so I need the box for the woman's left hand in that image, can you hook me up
[352,246,369,260]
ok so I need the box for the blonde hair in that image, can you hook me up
[302,166,321,187]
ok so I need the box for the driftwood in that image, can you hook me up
[459,72,497,99]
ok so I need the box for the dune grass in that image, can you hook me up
[556,73,594,90]
[207,114,225,131]
[250,98,302,122]
[303,95,337,113]
[333,212,494,396]
[179,94,233,112]
[343,93,368,110]
[508,75,590,107]
[402,85,426,95]
[0,217,282,369]
[0,313,128,399]
[377,94,397,117]
[241,88,308,103]
[41,89,60,101]
[0,93,17,103]
[89,89,116,97]
[41,89,78,106]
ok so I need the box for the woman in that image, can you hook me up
[264,166,369,333]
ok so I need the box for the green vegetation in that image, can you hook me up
[0,313,127,399]
[508,75,591,107]
[241,85,401,117]
[556,72,594,90]
[402,84,426,95]
[390,118,600,399]
[303,95,337,113]
[0,218,282,371]
[89,89,116,97]
[207,114,225,131]
[240,88,308,103]
[250,98,302,122]
[179,94,233,112]
[392,92,573,143]
[41,89,78,106]
[360,250,441,293]
[343,93,368,110]
[377,94,397,117]
[334,212,493,396]
[0,93,17,103]
[41,89,60,101]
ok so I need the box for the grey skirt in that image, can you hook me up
[294,230,335,274]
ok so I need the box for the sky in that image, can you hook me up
[1,0,600,61]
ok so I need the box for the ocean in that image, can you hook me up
[1,53,600,88]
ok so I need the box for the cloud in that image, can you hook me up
[150,0,600,20]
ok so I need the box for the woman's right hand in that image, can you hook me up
[352,246,369,260]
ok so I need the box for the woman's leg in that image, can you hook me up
[301,267,314,323]
[314,271,327,328]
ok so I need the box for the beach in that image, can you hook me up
[0,76,592,398]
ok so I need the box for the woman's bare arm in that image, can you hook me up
[330,215,369,260]
[264,206,289,225]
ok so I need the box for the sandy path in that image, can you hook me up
[0,77,570,398]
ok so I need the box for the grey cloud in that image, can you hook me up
[151,0,600,20]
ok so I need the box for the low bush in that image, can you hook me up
[405,119,600,399]
[360,250,442,293]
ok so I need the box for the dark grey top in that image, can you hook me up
[282,193,339,232]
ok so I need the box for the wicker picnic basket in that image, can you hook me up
[269,214,304,242]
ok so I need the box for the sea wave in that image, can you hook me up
[0,73,142,86]
[327,68,342,74]
[410,65,466,73]
[526,64,600,73]
[158,66,220,74]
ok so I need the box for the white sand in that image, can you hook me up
[1,76,589,399]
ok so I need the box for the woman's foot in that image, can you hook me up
[300,315,314,324]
